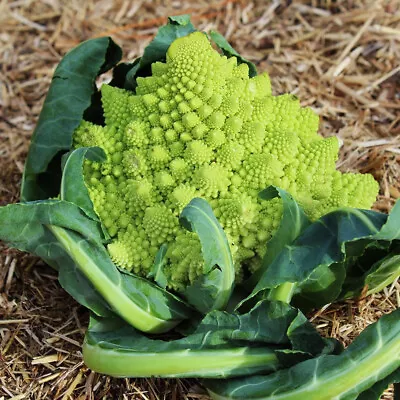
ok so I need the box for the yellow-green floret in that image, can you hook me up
[73,31,379,290]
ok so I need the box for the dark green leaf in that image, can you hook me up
[60,146,110,240]
[374,200,400,240]
[366,252,400,295]
[210,31,257,77]
[0,200,111,315]
[285,311,342,357]
[338,246,400,301]
[243,201,400,310]
[291,261,347,310]
[108,60,140,88]
[206,308,400,400]
[269,208,386,288]
[0,200,105,246]
[180,198,235,314]
[21,37,122,201]
[168,15,193,25]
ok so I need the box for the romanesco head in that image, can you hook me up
[73,31,379,291]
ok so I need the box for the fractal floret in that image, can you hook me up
[73,31,378,290]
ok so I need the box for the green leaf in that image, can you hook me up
[108,59,140,88]
[48,225,192,333]
[147,244,169,289]
[356,368,400,400]
[168,15,194,25]
[374,200,400,240]
[244,186,311,291]
[206,308,400,400]
[296,203,400,308]
[238,186,311,309]
[338,246,400,301]
[82,300,335,378]
[0,200,105,246]
[83,310,277,378]
[180,198,235,314]
[0,200,111,315]
[60,147,106,220]
[269,208,385,288]
[0,199,192,333]
[21,37,122,201]
[284,311,342,357]
[60,146,110,240]
[124,15,196,90]
[210,31,257,77]
[366,252,400,295]
[243,201,400,310]
[291,261,347,310]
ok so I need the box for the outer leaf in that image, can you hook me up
[147,244,169,289]
[48,225,192,333]
[374,200,400,240]
[243,202,400,310]
[297,203,400,307]
[60,146,111,241]
[21,37,122,201]
[358,199,400,295]
[244,186,311,291]
[124,15,196,90]
[210,31,257,77]
[180,198,235,314]
[356,368,400,400]
[291,261,347,310]
[366,252,400,295]
[60,147,106,220]
[0,200,192,333]
[0,200,105,246]
[0,200,111,315]
[267,208,386,289]
[108,59,140,89]
[284,311,342,357]
[339,248,400,300]
[83,300,336,378]
[206,308,400,400]
[83,312,277,378]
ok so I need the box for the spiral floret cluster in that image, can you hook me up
[73,32,378,290]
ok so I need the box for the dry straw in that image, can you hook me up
[0,0,399,398]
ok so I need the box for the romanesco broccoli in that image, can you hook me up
[73,31,379,290]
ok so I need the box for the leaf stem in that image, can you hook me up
[83,342,280,378]
[47,224,180,333]
[267,282,296,304]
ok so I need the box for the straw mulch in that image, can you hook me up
[0,0,399,399]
